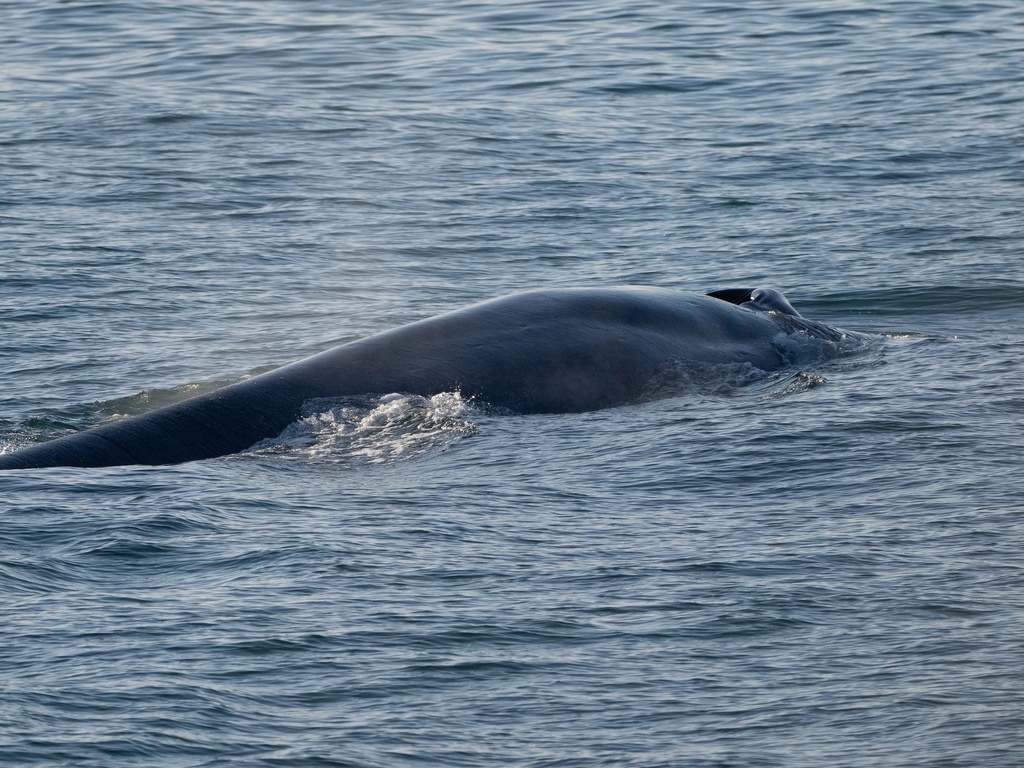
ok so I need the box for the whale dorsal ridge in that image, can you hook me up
[706,287,802,318]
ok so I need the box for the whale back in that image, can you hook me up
[0,287,836,469]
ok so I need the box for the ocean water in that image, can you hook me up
[1,1,1022,765]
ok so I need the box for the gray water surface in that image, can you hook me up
[2,2,1022,766]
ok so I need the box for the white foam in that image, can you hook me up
[248,392,477,466]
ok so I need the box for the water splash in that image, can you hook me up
[759,371,829,400]
[248,392,477,466]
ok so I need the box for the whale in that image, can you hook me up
[0,286,856,470]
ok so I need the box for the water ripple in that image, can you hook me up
[1,0,1022,766]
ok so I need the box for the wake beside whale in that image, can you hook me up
[0,286,860,470]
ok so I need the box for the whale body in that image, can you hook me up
[0,286,854,470]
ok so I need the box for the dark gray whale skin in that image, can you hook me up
[0,286,846,469]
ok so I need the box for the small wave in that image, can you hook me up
[97,379,242,419]
[799,284,1024,318]
[247,392,477,466]
[758,371,828,400]
[642,360,771,401]
[644,360,833,404]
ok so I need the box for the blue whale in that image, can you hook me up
[0,286,854,469]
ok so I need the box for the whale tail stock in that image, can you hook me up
[0,373,310,470]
